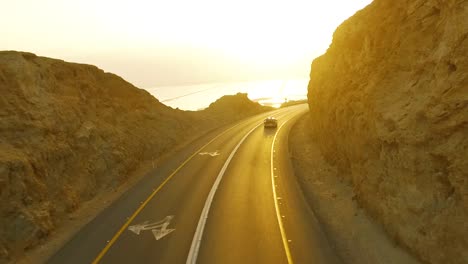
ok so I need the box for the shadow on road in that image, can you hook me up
[263,127,276,138]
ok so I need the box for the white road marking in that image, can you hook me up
[185,110,298,264]
[199,151,220,157]
[128,215,175,241]
[186,124,261,264]
[91,110,290,264]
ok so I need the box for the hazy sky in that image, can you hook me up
[1,0,372,87]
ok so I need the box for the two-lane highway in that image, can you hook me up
[48,105,340,264]
[194,106,340,264]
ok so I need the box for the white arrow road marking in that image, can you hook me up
[199,151,220,157]
[128,215,175,240]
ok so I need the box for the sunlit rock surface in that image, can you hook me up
[307,1,467,263]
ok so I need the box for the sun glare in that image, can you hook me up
[3,0,371,62]
[1,0,372,89]
[244,79,308,108]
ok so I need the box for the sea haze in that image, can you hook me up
[145,79,308,110]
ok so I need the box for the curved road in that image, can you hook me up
[48,104,340,264]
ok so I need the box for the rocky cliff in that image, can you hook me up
[0,51,270,262]
[307,0,467,263]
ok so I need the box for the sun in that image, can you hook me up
[241,79,304,108]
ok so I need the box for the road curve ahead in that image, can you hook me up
[48,104,340,264]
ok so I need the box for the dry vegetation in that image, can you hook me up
[0,51,271,263]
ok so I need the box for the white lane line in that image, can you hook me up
[186,123,262,264]
[91,110,292,264]
[186,110,295,264]
[271,116,294,264]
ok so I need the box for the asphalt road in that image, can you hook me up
[47,104,340,264]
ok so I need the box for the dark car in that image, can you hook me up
[264,117,278,128]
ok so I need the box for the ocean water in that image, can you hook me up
[145,79,309,110]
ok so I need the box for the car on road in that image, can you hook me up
[264,117,278,128]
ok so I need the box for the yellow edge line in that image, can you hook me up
[271,116,294,264]
[92,121,244,264]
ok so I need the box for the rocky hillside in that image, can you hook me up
[203,92,269,119]
[307,1,467,264]
[0,51,271,262]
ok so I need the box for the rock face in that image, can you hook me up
[205,92,269,119]
[0,51,270,262]
[307,1,467,264]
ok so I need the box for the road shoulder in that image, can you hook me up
[289,114,420,264]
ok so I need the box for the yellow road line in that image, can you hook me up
[185,109,299,264]
[271,115,295,264]
[92,122,244,263]
[91,109,287,263]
